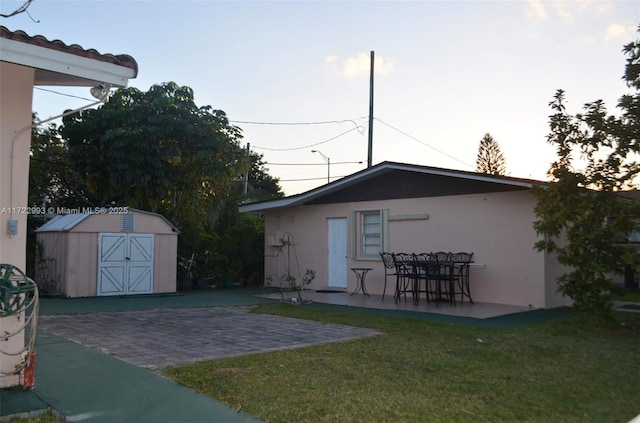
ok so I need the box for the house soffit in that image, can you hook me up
[0,26,138,87]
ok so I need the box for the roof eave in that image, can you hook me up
[1,37,137,87]
[238,162,543,213]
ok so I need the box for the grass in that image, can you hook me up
[612,287,640,302]
[163,304,640,423]
[5,410,64,423]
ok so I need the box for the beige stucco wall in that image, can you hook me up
[0,62,34,271]
[263,190,570,308]
[0,62,35,388]
[35,212,178,297]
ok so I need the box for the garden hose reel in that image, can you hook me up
[0,263,37,317]
[0,263,39,387]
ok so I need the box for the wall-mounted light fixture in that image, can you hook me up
[90,83,112,101]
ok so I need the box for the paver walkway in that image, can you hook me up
[38,306,380,368]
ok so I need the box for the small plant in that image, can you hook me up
[281,268,316,303]
[178,253,197,279]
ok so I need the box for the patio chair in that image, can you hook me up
[411,253,432,305]
[423,252,457,307]
[391,252,417,304]
[379,252,398,301]
[450,252,474,304]
[413,253,454,306]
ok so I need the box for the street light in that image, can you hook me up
[311,150,330,183]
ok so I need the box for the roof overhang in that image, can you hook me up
[0,27,138,87]
[239,162,543,213]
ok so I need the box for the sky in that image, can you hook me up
[2,0,639,195]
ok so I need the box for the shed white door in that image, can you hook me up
[98,233,154,296]
[327,218,347,288]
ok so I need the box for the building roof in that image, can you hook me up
[35,213,91,232]
[239,161,547,213]
[0,26,138,87]
[35,208,180,233]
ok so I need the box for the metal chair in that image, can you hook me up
[379,252,398,301]
[450,252,474,304]
[391,252,417,304]
[411,253,432,305]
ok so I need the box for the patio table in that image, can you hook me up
[350,268,372,297]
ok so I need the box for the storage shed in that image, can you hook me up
[35,208,179,297]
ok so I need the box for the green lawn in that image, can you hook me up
[613,287,640,302]
[6,410,64,423]
[164,304,640,423]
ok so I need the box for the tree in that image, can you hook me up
[475,133,508,175]
[28,115,90,210]
[62,83,244,219]
[56,82,283,284]
[533,29,640,318]
[61,82,249,249]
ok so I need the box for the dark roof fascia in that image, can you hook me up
[239,161,546,213]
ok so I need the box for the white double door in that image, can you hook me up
[98,233,154,296]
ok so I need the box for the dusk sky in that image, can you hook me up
[2,0,639,195]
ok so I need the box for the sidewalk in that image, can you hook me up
[25,331,260,422]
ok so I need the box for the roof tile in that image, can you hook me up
[0,26,138,76]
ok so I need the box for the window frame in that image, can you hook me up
[352,209,388,259]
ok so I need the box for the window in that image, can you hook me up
[361,211,381,256]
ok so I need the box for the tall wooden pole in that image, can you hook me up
[367,51,374,168]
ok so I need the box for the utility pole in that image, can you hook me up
[367,50,374,168]
[243,142,250,194]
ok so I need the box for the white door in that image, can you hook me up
[328,218,347,288]
[98,233,154,296]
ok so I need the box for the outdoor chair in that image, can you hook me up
[391,252,417,304]
[379,252,399,301]
[411,253,433,305]
[450,252,474,304]
[430,252,457,306]
[413,252,455,306]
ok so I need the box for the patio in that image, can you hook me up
[262,289,537,319]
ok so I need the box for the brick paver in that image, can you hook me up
[38,306,380,368]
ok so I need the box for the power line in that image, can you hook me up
[277,175,351,182]
[374,118,474,169]
[34,87,95,102]
[253,125,364,152]
[265,161,363,166]
[230,117,367,128]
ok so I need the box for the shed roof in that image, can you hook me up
[35,213,91,232]
[239,161,547,213]
[0,25,138,87]
[35,209,180,233]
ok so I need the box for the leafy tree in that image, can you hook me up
[28,115,90,209]
[475,133,508,175]
[61,82,246,251]
[56,82,283,284]
[62,82,243,218]
[533,29,640,318]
